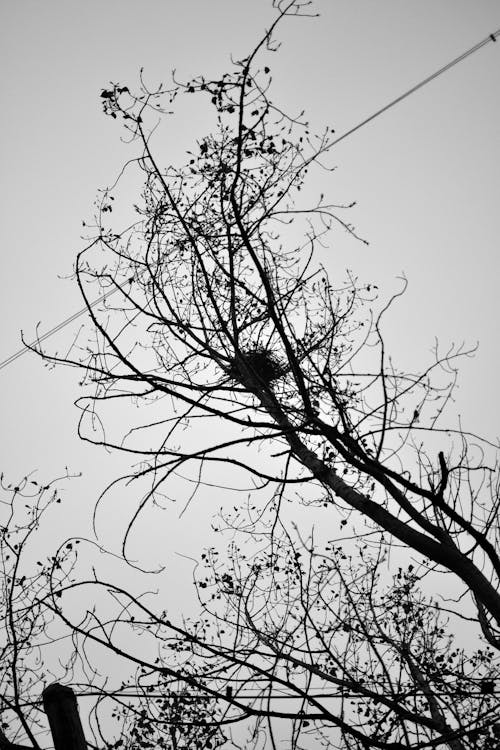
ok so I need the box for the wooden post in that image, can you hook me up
[42,683,87,750]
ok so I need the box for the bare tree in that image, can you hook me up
[1,472,498,750]
[44,499,499,750]
[0,473,75,750]
[0,472,230,750]
[26,0,500,747]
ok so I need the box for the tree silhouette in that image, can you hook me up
[46,502,500,749]
[0,474,74,750]
[27,0,500,747]
[1,480,499,749]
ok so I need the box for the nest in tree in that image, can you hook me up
[227,347,284,386]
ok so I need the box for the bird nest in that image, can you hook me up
[227,347,283,386]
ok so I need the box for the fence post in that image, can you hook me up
[42,683,87,750]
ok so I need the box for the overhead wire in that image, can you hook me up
[328,27,499,149]
[17,686,500,705]
[0,26,499,374]
[0,287,120,371]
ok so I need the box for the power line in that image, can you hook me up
[328,27,500,149]
[1,26,499,374]
[0,286,120,372]
[19,687,500,704]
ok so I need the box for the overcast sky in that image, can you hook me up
[1,0,499,564]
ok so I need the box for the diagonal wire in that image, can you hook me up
[0,26,499,373]
[328,27,500,149]
[0,286,120,372]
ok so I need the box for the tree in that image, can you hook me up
[0,473,76,750]
[27,0,499,747]
[1,478,499,749]
[0,471,230,750]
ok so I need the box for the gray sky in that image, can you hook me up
[1,0,499,558]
